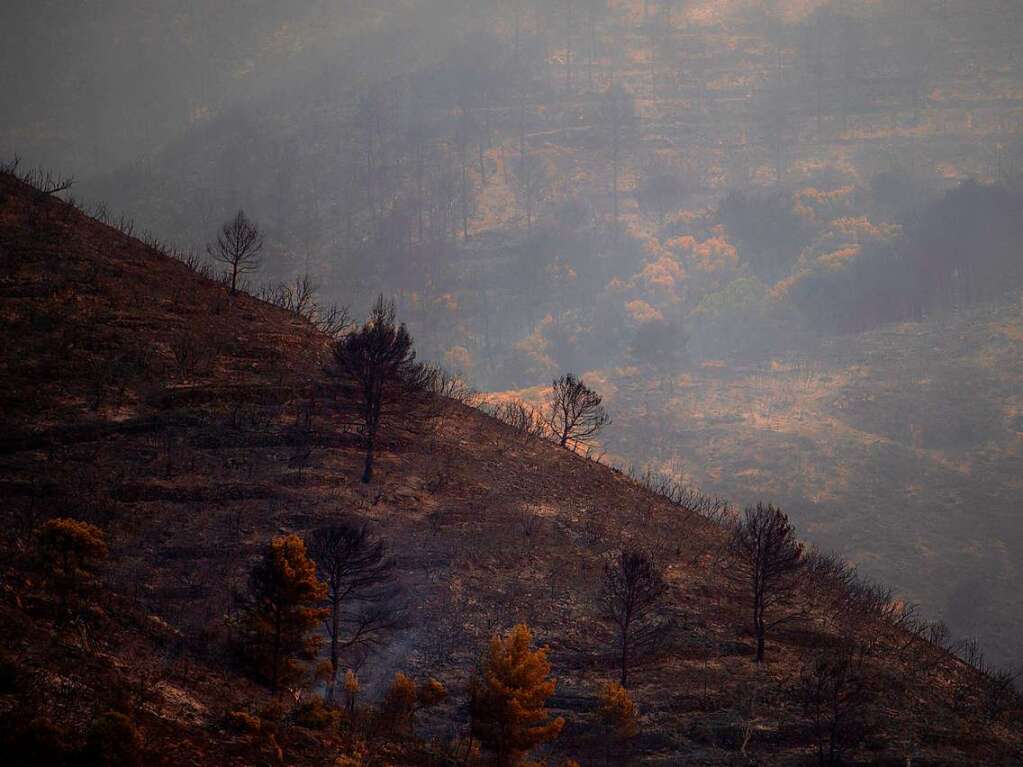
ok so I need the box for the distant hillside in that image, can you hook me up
[2,170,1021,764]
[583,299,1023,670]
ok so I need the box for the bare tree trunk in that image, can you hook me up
[272,612,283,694]
[754,594,765,662]
[456,104,471,242]
[478,124,487,186]
[362,433,375,484]
[621,635,630,686]
[327,596,341,703]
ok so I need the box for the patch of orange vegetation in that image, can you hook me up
[818,245,861,269]
[625,299,663,323]
[990,323,1023,343]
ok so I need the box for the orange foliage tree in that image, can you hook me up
[343,669,360,714]
[383,671,417,732]
[35,517,108,617]
[470,623,565,767]
[597,681,639,765]
[241,534,328,693]
[383,672,447,735]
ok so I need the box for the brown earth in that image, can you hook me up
[1,171,1021,765]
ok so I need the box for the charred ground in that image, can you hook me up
[1,171,1020,764]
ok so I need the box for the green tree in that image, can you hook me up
[80,710,144,767]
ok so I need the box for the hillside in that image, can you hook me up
[2,173,1022,764]
[590,300,1023,672]
[49,1,1023,676]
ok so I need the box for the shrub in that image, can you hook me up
[81,710,144,767]
[294,698,339,731]
[226,710,262,734]
[35,517,107,616]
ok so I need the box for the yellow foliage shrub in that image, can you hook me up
[598,680,640,739]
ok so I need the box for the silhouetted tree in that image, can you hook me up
[207,210,263,295]
[470,623,565,767]
[599,548,668,686]
[517,152,550,234]
[727,503,805,662]
[307,522,401,703]
[546,373,610,449]
[240,534,327,693]
[331,296,433,483]
[797,643,869,766]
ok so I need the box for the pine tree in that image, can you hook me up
[207,210,263,295]
[546,373,611,449]
[330,296,434,483]
[343,669,360,714]
[597,681,639,765]
[727,503,805,662]
[470,623,565,767]
[599,548,668,686]
[35,517,107,617]
[383,672,417,733]
[307,522,400,703]
[241,534,328,693]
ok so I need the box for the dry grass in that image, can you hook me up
[1,172,1020,765]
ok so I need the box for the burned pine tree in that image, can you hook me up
[207,210,263,295]
[238,534,327,694]
[330,296,433,483]
[546,373,611,449]
[308,522,402,704]
[797,642,870,766]
[599,547,668,686]
[727,502,805,662]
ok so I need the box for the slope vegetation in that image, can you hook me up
[1,171,1021,764]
